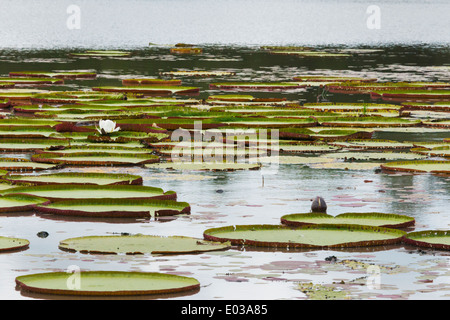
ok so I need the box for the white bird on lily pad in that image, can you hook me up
[96,119,120,135]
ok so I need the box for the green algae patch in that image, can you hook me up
[35,198,190,218]
[298,282,349,300]
[203,224,406,249]
[59,234,230,255]
[0,236,30,252]
[281,212,415,229]
[2,172,143,186]
[15,271,200,296]
[404,230,450,250]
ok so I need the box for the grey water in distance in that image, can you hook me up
[0,0,449,49]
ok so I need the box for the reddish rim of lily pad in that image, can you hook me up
[34,198,191,219]
[15,271,200,296]
[280,212,415,229]
[403,230,450,250]
[203,224,406,249]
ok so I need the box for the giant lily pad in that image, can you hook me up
[35,198,190,218]
[280,212,415,228]
[31,152,159,166]
[122,78,182,86]
[59,234,229,255]
[403,230,450,250]
[380,160,450,174]
[322,151,427,161]
[2,172,143,186]
[0,194,49,213]
[1,184,176,202]
[92,86,199,96]
[0,236,29,252]
[0,158,59,172]
[9,71,97,79]
[209,82,305,91]
[371,89,450,101]
[160,70,236,77]
[15,271,200,296]
[145,161,261,171]
[69,50,132,57]
[0,77,64,85]
[203,224,406,249]
[330,139,413,150]
[0,138,69,152]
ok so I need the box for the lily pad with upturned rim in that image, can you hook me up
[1,184,176,202]
[31,152,160,166]
[403,230,450,250]
[1,172,143,186]
[203,224,406,249]
[59,234,230,255]
[0,138,70,152]
[0,236,29,252]
[280,212,415,229]
[0,158,59,172]
[145,161,261,171]
[0,194,49,213]
[380,160,450,174]
[8,71,97,79]
[35,198,190,218]
[15,271,200,296]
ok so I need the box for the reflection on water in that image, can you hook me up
[1,0,450,48]
[0,6,449,299]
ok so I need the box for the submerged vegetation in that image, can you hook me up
[0,44,449,299]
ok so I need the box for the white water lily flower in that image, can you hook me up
[96,119,120,135]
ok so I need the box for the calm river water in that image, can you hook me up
[0,0,449,301]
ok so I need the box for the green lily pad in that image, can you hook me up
[35,198,190,218]
[59,234,230,255]
[0,138,70,152]
[209,82,305,90]
[330,139,413,150]
[69,50,132,57]
[203,224,406,249]
[403,230,450,250]
[380,160,450,174]
[122,78,182,86]
[0,236,29,252]
[0,77,64,85]
[0,194,49,213]
[15,271,200,296]
[92,86,199,95]
[322,151,427,161]
[270,51,350,57]
[145,161,261,171]
[9,71,97,79]
[2,172,143,186]
[0,158,59,172]
[1,184,175,202]
[160,70,236,77]
[31,152,160,166]
[280,212,415,228]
